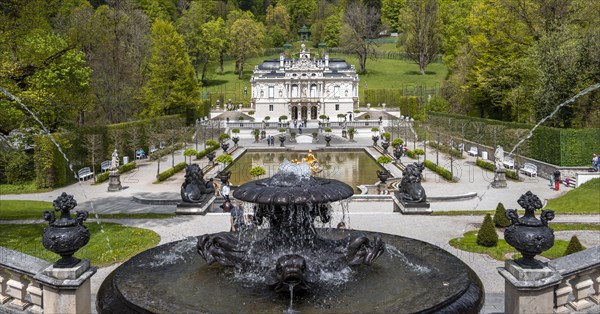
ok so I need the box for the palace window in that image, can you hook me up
[334,86,340,98]
[269,104,274,111]
[268,86,274,99]
[310,84,317,98]
[335,104,340,111]
[291,85,299,97]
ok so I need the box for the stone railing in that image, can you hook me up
[499,246,600,313]
[0,246,96,313]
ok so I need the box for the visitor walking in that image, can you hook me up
[553,169,561,191]
[593,154,598,172]
[230,201,245,232]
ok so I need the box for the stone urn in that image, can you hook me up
[207,151,216,164]
[381,141,390,153]
[232,137,239,146]
[324,134,332,147]
[504,191,555,268]
[372,135,379,146]
[393,149,403,162]
[218,170,231,185]
[376,170,390,184]
[221,142,230,153]
[42,193,90,268]
[279,135,286,147]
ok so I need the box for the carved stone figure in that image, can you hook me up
[111,149,119,170]
[398,163,427,203]
[494,145,504,171]
[181,164,214,203]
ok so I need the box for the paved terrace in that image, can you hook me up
[2,119,599,314]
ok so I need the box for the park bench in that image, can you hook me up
[520,163,538,177]
[101,160,111,172]
[467,146,478,157]
[149,145,158,154]
[503,156,515,169]
[457,143,465,152]
[76,167,94,181]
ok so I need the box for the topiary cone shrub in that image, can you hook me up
[493,202,511,227]
[477,214,498,247]
[563,235,585,256]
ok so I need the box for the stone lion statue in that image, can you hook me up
[398,163,427,203]
[181,164,214,203]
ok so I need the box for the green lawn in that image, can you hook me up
[545,178,600,214]
[0,223,160,267]
[0,200,175,220]
[0,181,52,195]
[200,50,447,109]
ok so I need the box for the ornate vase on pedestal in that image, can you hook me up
[393,149,402,163]
[221,142,230,153]
[372,136,379,146]
[381,141,390,153]
[207,151,216,165]
[324,135,331,147]
[42,193,90,268]
[279,135,286,147]
[504,191,555,268]
[232,137,239,146]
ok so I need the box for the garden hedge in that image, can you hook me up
[157,162,186,182]
[477,214,499,247]
[475,158,519,180]
[424,160,454,182]
[95,162,137,183]
[493,202,511,227]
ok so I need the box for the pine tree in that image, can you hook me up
[477,214,498,247]
[563,235,585,256]
[493,202,511,227]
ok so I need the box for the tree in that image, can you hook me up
[127,126,142,160]
[323,14,342,47]
[476,214,498,247]
[140,19,198,117]
[283,0,317,30]
[403,0,440,75]
[493,202,511,227]
[341,2,382,74]
[563,235,585,256]
[381,0,406,32]
[229,14,265,79]
[84,133,104,182]
[266,3,291,33]
[249,165,266,178]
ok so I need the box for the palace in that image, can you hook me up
[250,44,359,122]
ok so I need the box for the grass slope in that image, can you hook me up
[0,181,52,195]
[545,178,600,214]
[0,223,160,267]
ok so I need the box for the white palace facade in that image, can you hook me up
[250,45,359,122]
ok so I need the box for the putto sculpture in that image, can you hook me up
[181,164,214,203]
[504,191,555,268]
[42,193,90,268]
[397,162,427,203]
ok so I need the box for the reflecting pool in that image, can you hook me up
[226,150,383,190]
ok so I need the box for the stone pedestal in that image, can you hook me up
[492,169,507,188]
[392,192,431,214]
[498,260,561,314]
[37,260,96,314]
[107,171,122,192]
[176,196,216,215]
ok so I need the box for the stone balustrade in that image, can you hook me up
[499,246,600,313]
[0,247,96,313]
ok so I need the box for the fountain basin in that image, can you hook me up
[97,230,484,313]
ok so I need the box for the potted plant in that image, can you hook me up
[215,154,233,167]
[377,155,392,164]
[364,114,371,125]
[319,114,328,123]
[278,135,286,147]
[279,115,288,122]
[347,128,357,141]
[218,133,230,142]
[382,132,391,141]
[239,116,244,126]
[248,110,255,116]
[337,113,345,121]
[231,128,240,146]
[264,116,271,126]
[391,138,404,149]
[251,129,260,142]
[290,132,297,140]
[324,134,332,146]
[278,127,286,133]
[324,127,332,133]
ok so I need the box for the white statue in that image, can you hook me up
[111,149,120,170]
[494,145,504,171]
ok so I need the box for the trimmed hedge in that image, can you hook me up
[428,141,464,159]
[424,160,454,182]
[477,214,499,247]
[157,162,186,182]
[428,111,600,166]
[34,133,72,188]
[406,149,417,159]
[149,143,183,160]
[364,91,426,120]
[493,202,511,227]
[475,158,519,180]
[96,162,137,183]
[377,155,392,164]
[563,235,585,256]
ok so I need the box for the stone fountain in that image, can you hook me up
[97,160,484,313]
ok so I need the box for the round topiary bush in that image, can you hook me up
[563,235,585,256]
[493,202,511,227]
[477,214,498,247]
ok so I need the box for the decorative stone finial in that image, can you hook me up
[42,193,90,268]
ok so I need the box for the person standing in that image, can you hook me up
[553,169,561,191]
[593,154,598,172]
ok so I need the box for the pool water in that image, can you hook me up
[226,151,383,190]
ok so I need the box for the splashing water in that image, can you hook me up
[0,87,116,262]
[385,244,430,273]
[508,83,600,156]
